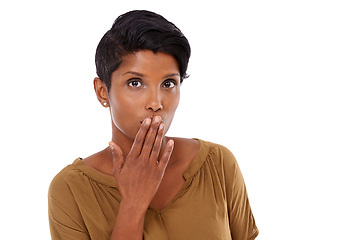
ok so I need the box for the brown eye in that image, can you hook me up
[162,80,176,88]
[128,80,143,88]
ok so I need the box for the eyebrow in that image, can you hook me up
[123,71,180,78]
[123,71,144,77]
[164,73,180,78]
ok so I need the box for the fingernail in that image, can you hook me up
[144,118,151,125]
[109,143,114,151]
[154,116,161,123]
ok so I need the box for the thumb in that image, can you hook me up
[109,141,124,175]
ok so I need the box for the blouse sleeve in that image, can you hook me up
[221,146,259,240]
[48,171,90,240]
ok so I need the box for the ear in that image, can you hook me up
[94,77,109,108]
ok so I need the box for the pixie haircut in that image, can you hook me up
[95,10,191,92]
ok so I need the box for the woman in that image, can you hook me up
[48,10,258,240]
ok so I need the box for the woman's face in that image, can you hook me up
[108,50,181,141]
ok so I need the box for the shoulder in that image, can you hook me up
[197,139,242,181]
[48,160,90,236]
[48,159,83,199]
[198,140,247,196]
[197,139,238,165]
[178,138,239,177]
[48,159,86,223]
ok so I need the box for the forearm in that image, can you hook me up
[110,201,147,240]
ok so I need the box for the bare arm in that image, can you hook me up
[109,117,173,239]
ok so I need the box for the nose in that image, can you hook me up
[146,89,163,112]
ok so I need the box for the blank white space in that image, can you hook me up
[0,0,359,239]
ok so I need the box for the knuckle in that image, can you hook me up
[143,141,151,150]
[137,156,147,165]
[152,144,160,153]
[150,123,158,131]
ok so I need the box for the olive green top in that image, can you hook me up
[48,139,258,239]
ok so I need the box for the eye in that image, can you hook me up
[127,79,143,88]
[162,80,177,89]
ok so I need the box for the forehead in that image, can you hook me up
[114,50,180,78]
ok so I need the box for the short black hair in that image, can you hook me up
[95,10,191,92]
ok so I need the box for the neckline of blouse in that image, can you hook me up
[71,138,210,189]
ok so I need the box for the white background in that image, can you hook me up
[1,0,359,239]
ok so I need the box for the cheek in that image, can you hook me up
[171,95,180,112]
[163,93,180,130]
[167,87,180,109]
[109,95,143,138]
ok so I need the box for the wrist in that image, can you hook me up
[110,199,147,240]
[119,199,148,218]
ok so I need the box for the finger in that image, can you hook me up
[109,141,124,175]
[149,122,165,163]
[141,116,162,158]
[128,118,151,159]
[157,139,174,169]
